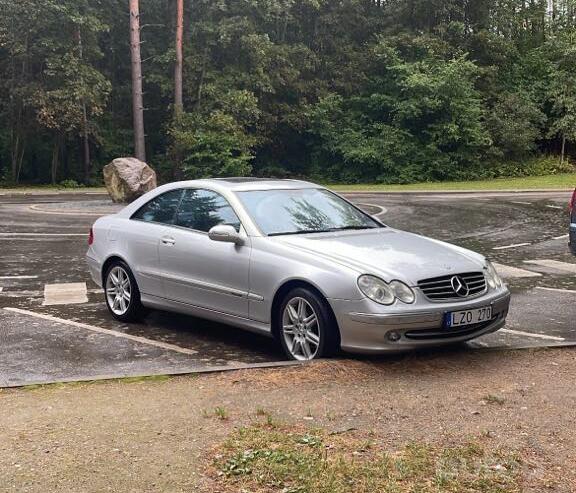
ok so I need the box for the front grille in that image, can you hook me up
[417,271,486,301]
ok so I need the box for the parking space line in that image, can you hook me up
[545,204,563,209]
[501,328,565,341]
[357,203,388,216]
[3,307,198,355]
[536,286,576,294]
[524,259,576,274]
[0,232,87,237]
[0,275,38,280]
[492,263,542,279]
[552,234,569,240]
[28,204,104,216]
[511,201,532,205]
[492,243,531,250]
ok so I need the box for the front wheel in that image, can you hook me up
[277,287,339,361]
[104,260,145,322]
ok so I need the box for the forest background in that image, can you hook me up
[1,0,576,187]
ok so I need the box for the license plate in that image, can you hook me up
[445,306,492,328]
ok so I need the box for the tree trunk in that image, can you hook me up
[10,34,28,184]
[76,26,91,184]
[14,139,25,184]
[560,133,566,164]
[82,102,90,183]
[50,133,63,185]
[174,0,184,114]
[195,47,209,110]
[129,0,146,162]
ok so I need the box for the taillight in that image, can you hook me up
[570,189,576,215]
[88,227,94,246]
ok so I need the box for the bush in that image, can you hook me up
[479,156,575,179]
[58,179,84,189]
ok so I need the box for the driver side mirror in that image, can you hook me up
[208,224,244,245]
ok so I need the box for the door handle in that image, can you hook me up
[161,236,175,246]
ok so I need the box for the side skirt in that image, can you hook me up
[140,293,273,338]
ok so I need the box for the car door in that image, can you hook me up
[124,188,184,297]
[158,188,251,318]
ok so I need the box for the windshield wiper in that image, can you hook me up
[325,225,380,232]
[268,229,334,236]
[268,225,380,237]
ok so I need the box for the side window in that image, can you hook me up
[175,189,241,233]
[132,189,183,224]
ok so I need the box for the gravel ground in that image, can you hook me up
[1,347,575,492]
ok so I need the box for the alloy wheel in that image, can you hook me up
[282,297,321,360]
[106,266,132,316]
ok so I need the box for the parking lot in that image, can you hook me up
[1,189,575,387]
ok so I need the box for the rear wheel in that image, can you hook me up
[104,260,145,322]
[277,287,339,361]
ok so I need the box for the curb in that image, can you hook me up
[338,188,573,195]
[0,360,301,389]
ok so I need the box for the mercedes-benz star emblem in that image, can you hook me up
[450,275,469,297]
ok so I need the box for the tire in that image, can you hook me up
[103,260,146,322]
[276,287,340,361]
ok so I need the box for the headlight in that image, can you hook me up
[357,275,415,305]
[390,280,415,304]
[485,260,503,289]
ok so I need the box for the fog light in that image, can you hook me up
[387,331,401,342]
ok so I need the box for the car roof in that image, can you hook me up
[165,177,321,192]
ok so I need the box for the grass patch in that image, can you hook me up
[483,394,506,406]
[209,424,521,493]
[328,173,576,192]
[0,185,107,193]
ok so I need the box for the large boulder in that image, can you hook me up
[103,157,157,203]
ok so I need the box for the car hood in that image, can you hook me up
[274,228,486,286]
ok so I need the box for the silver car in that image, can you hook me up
[86,178,511,360]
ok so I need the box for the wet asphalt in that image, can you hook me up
[0,190,574,386]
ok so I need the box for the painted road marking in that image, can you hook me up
[0,287,3,292]
[492,242,531,250]
[524,259,576,274]
[0,275,38,280]
[552,234,569,240]
[536,286,576,294]
[501,328,565,342]
[0,232,86,237]
[43,282,88,306]
[0,287,102,298]
[545,204,563,209]
[28,204,105,216]
[3,307,198,355]
[511,201,532,205]
[492,263,542,279]
[358,203,388,216]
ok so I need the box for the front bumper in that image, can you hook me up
[331,289,511,354]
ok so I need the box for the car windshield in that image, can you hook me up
[237,188,382,236]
